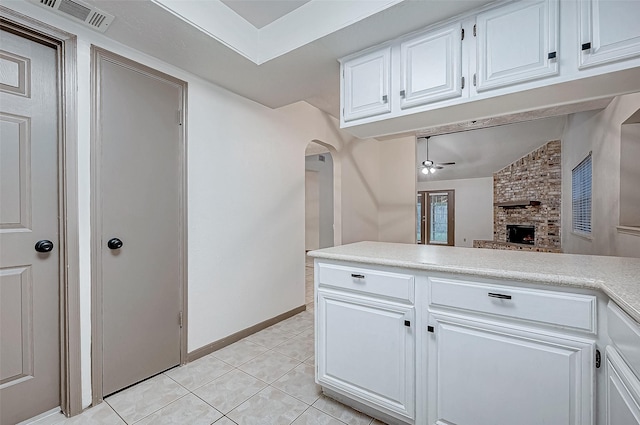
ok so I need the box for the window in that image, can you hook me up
[572,153,592,235]
[417,190,455,245]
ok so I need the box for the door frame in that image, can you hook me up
[0,7,82,417]
[90,46,188,403]
[418,190,455,246]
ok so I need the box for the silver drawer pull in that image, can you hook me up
[351,273,365,279]
[488,292,512,300]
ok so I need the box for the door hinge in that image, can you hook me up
[461,76,465,89]
[400,89,405,98]
[179,311,183,328]
[461,28,465,40]
[473,24,477,37]
[473,74,477,86]
[178,110,182,126]
[595,349,601,368]
[342,107,345,116]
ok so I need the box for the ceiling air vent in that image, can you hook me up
[30,0,114,32]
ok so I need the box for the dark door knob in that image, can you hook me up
[35,240,54,253]
[107,238,123,250]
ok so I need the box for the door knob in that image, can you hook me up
[35,240,54,253]
[107,238,123,250]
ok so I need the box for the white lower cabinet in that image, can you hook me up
[426,314,594,425]
[317,289,415,422]
[313,261,626,425]
[606,346,640,425]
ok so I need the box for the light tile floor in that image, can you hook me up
[27,257,386,425]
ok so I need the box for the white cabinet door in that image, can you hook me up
[400,22,463,109]
[476,0,559,91]
[606,346,640,425]
[317,290,415,420]
[427,315,594,425]
[342,48,391,122]
[579,0,640,68]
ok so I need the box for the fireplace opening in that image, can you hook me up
[507,225,535,245]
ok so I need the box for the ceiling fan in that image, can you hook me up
[419,136,456,174]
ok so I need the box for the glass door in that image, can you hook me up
[417,190,455,246]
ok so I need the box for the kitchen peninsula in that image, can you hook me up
[308,241,640,425]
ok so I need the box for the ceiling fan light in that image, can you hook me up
[429,167,436,174]
[421,167,430,175]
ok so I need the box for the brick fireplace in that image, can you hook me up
[474,140,562,253]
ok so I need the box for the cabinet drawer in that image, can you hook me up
[318,263,414,303]
[429,277,596,332]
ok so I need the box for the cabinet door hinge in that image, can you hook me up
[179,311,183,328]
[595,349,601,368]
[400,89,405,98]
[473,24,477,37]
[427,326,435,333]
[178,110,183,126]
[473,74,477,86]
[461,28,465,40]
[342,107,345,116]
[461,76,465,89]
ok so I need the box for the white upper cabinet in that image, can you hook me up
[400,22,463,109]
[476,0,559,91]
[341,47,391,122]
[337,0,640,134]
[579,0,640,68]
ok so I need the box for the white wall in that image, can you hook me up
[3,1,382,407]
[620,123,640,227]
[378,136,417,243]
[417,178,494,247]
[562,93,640,257]
[305,170,320,250]
[280,102,381,245]
[305,153,334,248]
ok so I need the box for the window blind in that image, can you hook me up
[572,153,592,234]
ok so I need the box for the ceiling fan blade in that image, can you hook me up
[435,162,456,166]
[434,165,444,169]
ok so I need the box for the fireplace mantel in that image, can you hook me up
[494,200,541,208]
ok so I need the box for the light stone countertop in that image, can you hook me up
[308,241,640,324]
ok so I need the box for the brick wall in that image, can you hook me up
[492,140,562,250]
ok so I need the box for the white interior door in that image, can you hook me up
[0,28,60,424]
[94,49,185,396]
